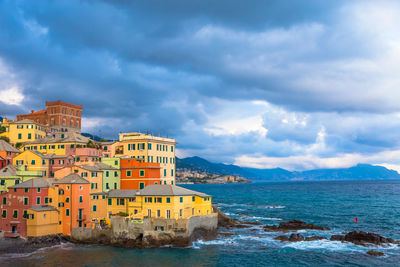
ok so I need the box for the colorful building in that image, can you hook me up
[8,119,46,145]
[0,178,54,237]
[0,139,20,166]
[101,141,117,158]
[21,132,90,156]
[106,189,137,217]
[53,174,90,235]
[120,158,161,190]
[0,166,22,193]
[16,100,83,133]
[131,185,212,220]
[26,205,61,237]
[0,118,14,140]
[13,150,50,178]
[114,133,176,185]
[89,192,108,222]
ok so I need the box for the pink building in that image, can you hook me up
[65,147,102,163]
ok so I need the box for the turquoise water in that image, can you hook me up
[2,181,400,266]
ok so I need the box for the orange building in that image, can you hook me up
[54,165,103,194]
[120,158,161,190]
[0,140,20,166]
[53,174,90,235]
[17,100,83,133]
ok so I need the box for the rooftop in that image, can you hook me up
[55,174,90,184]
[137,185,209,197]
[0,140,20,153]
[0,165,18,178]
[119,132,176,144]
[29,205,58,212]
[9,178,54,189]
[11,119,44,126]
[108,189,137,198]
[24,132,90,145]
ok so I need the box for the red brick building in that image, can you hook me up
[17,100,83,133]
[0,178,54,237]
[120,158,161,190]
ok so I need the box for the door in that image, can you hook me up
[11,226,17,233]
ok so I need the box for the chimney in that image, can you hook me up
[31,110,34,113]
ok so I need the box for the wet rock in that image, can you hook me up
[240,221,263,226]
[250,229,259,232]
[236,213,249,216]
[274,235,289,242]
[260,247,268,250]
[304,236,327,241]
[235,224,253,229]
[213,205,237,228]
[218,232,235,237]
[367,250,385,257]
[344,231,393,245]
[330,235,345,241]
[264,220,330,232]
[289,233,305,242]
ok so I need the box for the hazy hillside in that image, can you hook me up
[177,157,400,181]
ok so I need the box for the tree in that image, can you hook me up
[0,136,10,143]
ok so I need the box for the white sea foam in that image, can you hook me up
[0,242,73,260]
[242,215,283,221]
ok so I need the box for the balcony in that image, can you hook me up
[77,215,86,221]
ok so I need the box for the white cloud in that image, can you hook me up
[0,86,24,106]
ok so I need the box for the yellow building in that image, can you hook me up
[115,133,176,185]
[0,165,22,193]
[21,132,90,155]
[9,119,46,145]
[90,192,108,221]
[13,150,49,178]
[131,185,212,219]
[26,205,62,237]
[106,190,137,216]
[0,118,14,140]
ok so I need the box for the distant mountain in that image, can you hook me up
[177,156,400,181]
[81,132,108,142]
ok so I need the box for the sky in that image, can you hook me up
[1,0,400,171]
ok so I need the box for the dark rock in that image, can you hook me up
[367,250,385,257]
[236,213,249,216]
[344,231,393,245]
[274,235,289,242]
[330,235,345,241]
[218,232,235,237]
[240,221,263,226]
[260,247,268,250]
[289,233,305,242]
[250,229,258,232]
[304,236,327,241]
[235,224,253,229]
[213,205,237,228]
[264,220,330,232]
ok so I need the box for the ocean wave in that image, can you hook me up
[241,215,283,221]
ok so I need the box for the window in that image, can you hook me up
[93,205,97,212]
[28,133,31,139]
[23,210,28,218]
[148,143,152,150]
[166,210,171,218]
[157,210,161,218]
[103,146,108,151]
[164,169,167,177]
[18,133,22,139]
[147,209,151,218]
[0,180,4,185]
[180,197,183,203]
[108,199,112,205]
[2,197,6,205]
[139,182,145,189]
[115,171,118,177]
[45,197,48,204]
[106,183,109,189]
[179,209,183,217]
[114,183,117,189]
[192,196,195,202]
[126,170,131,177]
[166,197,170,203]
[1,210,6,218]
[24,197,28,205]
[114,160,118,166]
[66,197,70,203]
[37,188,41,193]
[120,199,125,205]
[13,210,18,218]
[171,146,174,152]
[66,209,70,216]
[139,170,145,177]
[171,169,174,177]
[36,197,40,205]
[106,171,109,177]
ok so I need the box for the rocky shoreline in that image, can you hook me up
[1,208,398,257]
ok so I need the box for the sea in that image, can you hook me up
[1,180,400,267]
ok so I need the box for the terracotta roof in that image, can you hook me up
[108,189,137,198]
[29,205,58,212]
[9,178,54,189]
[0,140,20,153]
[137,185,210,197]
[55,173,90,184]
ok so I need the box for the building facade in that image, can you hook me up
[120,158,161,190]
[8,120,46,145]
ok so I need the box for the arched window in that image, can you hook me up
[70,120,74,126]
[63,118,66,126]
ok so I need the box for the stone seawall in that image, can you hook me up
[67,213,218,247]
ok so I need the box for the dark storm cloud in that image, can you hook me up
[1,0,400,169]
